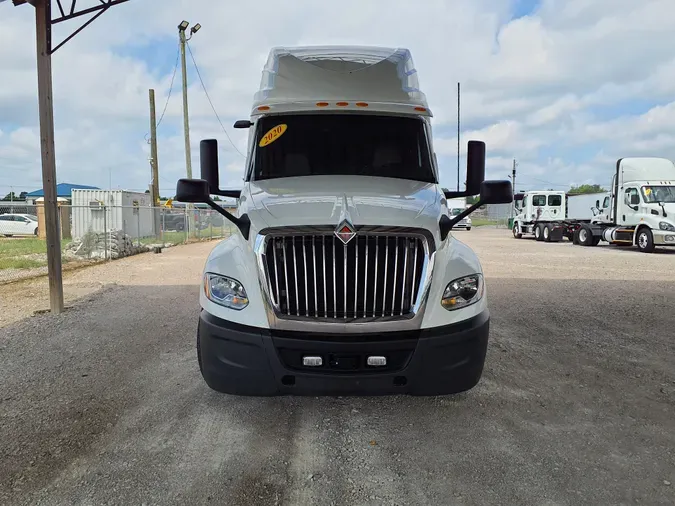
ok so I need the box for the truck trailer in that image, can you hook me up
[175,46,512,396]
[512,158,675,252]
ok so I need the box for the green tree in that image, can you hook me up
[568,184,607,195]
[466,195,480,205]
[2,192,17,201]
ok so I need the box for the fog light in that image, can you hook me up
[665,235,675,243]
[302,356,323,367]
[367,356,387,367]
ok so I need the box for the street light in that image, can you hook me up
[178,20,201,237]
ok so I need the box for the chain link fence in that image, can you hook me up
[469,204,512,228]
[0,204,233,284]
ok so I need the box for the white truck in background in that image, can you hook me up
[174,46,512,396]
[566,192,610,220]
[512,157,675,252]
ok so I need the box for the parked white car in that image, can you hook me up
[449,208,472,230]
[0,213,39,237]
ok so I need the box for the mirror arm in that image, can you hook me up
[203,199,250,240]
[448,200,483,228]
[444,190,468,199]
[212,189,242,199]
[440,200,484,240]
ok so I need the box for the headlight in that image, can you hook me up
[204,273,249,310]
[659,221,675,231]
[441,274,484,311]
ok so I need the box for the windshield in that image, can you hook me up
[642,186,675,203]
[251,114,436,182]
[450,208,464,216]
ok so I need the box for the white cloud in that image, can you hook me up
[1,0,675,198]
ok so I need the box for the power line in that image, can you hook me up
[144,44,180,145]
[186,41,245,158]
[156,45,180,130]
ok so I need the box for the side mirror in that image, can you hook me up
[175,178,251,240]
[176,179,210,203]
[465,140,486,196]
[200,139,220,193]
[199,139,243,199]
[234,120,253,129]
[479,180,513,205]
[441,179,513,240]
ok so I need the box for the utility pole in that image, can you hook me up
[457,82,460,192]
[149,89,161,236]
[178,21,201,237]
[35,0,64,314]
[509,159,517,222]
[7,0,132,315]
[178,24,192,181]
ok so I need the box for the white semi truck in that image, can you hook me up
[512,157,675,252]
[175,46,512,396]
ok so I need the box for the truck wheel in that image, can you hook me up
[543,225,551,242]
[577,225,594,246]
[572,229,580,245]
[592,236,601,246]
[636,228,655,253]
[512,224,522,239]
[534,224,544,241]
[176,222,185,232]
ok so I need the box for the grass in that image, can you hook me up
[0,257,47,270]
[0,237,48,258]
[471,217,502,227]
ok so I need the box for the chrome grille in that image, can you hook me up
[263,233,428,319]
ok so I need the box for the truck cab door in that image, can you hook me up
[621,187,641,225]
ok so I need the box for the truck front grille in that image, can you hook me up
[262,232,428,319]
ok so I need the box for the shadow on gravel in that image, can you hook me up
[1,280,674,505]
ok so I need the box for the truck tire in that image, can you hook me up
[636,228,655,253]
[175,221,185,232]
[577,224,595,246]
[534,224,544,241]
[512,224,522,239]
[592,236,601,246]
[543,224,552,242]
[572,228,580,245]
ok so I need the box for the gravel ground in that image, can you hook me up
[1,229,674,505]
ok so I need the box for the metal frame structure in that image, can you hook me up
[2,0,132,313]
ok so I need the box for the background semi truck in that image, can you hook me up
[512,157,675,252]
[175,45,512,396]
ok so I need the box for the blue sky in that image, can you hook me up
[1,0,675,199]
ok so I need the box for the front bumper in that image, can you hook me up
[653,230,675,245]
[197,309,490,396]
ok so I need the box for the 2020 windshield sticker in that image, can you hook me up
[259,124,287,147]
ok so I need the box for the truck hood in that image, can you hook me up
[244,176,442,233]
